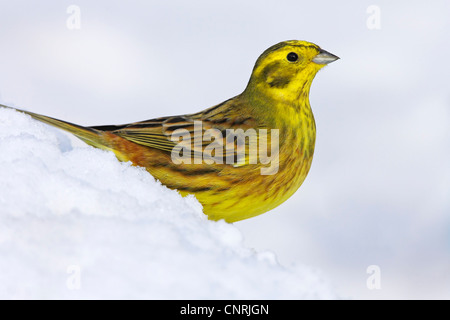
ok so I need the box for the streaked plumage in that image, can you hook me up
[0,40,338,222]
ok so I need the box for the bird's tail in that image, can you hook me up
[0,104,109,150]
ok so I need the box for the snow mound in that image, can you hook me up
[0,108,335,299]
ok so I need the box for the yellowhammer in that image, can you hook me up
[0,40,338,222]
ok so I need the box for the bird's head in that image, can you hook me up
[244,40,339,103]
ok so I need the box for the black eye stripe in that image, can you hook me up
[287,52,298,62]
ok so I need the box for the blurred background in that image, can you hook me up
[0,0,449,299]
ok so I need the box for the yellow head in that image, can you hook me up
[244,40,339,103]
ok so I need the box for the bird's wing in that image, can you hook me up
[89,98,263,166]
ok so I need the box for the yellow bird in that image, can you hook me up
[0,40,338,222]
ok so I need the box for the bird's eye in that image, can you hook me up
[286,52,298,62]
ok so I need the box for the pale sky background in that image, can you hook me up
[0,0,449,299]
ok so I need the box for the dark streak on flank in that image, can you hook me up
[151,162,170,168]
[170,167,219,176]
[166,185,212,192]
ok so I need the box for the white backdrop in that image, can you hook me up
[0,0,449,299]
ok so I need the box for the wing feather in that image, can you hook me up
[89,98,264,166]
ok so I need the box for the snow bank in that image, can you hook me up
[0,108,335,299]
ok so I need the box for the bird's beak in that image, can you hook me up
[312,48,340,65]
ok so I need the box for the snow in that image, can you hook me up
[0,108,335,299]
